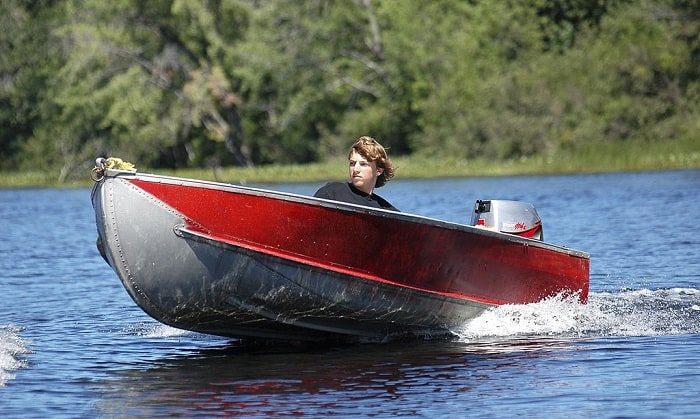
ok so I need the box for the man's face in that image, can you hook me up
[348,150,382,194]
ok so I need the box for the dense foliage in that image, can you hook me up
[1,0,698,180]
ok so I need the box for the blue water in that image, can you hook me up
[2,170,699,418]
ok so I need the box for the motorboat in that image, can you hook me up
[91,158,589,342]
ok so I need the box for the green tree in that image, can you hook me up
[236,0,421,163]
[18,0,253,180]
[522,0,700,151]
[0,1,61,171]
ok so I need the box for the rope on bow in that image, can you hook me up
[91,157,137,182]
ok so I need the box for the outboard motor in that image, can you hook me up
[470,200,543,240]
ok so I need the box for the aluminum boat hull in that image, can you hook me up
[92,169,589,342]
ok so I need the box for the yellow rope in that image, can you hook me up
[91,157,137,182]
[103,157,136,172]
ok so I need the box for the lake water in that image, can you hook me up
[2,170,699,418]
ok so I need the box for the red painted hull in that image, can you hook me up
[92,169,589,342]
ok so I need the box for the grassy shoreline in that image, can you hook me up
[1,139,698,188]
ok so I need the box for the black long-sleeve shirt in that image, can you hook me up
[314,182,399,211]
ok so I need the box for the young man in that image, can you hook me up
[314,136,398,211]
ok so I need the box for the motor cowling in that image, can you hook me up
[470,199,543,240]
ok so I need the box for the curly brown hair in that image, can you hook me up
[348,136,396,188]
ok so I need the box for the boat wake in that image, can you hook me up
[455,288,700,342]
[0,325,30,387]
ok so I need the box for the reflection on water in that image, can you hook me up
[97,337,573,417]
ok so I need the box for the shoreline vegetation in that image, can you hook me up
[3,2,698,186]
[1,138,698,189]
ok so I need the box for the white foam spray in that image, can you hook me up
[0,325,31,387]
[455,288,700,343]
[122,322,190,338]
